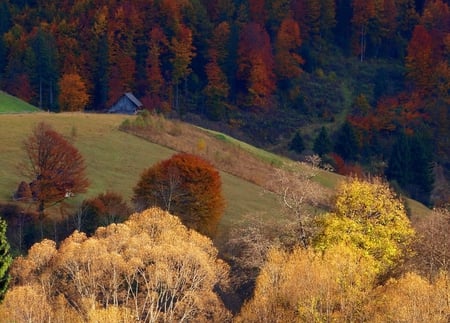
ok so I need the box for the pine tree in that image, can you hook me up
[0,216,12,300]
[289,131,305,153]
[334,122,359,161]
[313,127,332,156]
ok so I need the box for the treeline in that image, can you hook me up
[0,0,449,205]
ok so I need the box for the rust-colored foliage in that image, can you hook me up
[249,0,266,24]
[22,122,89,221]
[237,22,276,109]
[330,153,364,177]
[5,74,34,102]
[58,73,89,111]
[81,191,131,235]
[133,153,225,237]
[275,16,304,80]
[406,24,435,90]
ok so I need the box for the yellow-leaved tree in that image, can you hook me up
[0,208,231,322]
[314,177,415,276]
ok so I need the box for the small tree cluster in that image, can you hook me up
[133,153,225,237]
[75,191,131,235]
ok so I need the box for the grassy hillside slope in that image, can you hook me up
[0,91,40,113]
[0,113,278,234]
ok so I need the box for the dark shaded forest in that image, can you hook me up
[0,0,448,205]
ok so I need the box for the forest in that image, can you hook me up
[0,0,449,206]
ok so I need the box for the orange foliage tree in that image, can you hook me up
[237,22,275,109]
[58,73,89,111]
[133,153,225,237]
[275,16,304,81]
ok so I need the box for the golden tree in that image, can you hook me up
[58,72,89,111]
[236,244,378,322]
[3,208,231,322]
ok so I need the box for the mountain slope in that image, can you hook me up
[0,112,279,235]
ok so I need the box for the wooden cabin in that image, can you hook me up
[108,93,143,114]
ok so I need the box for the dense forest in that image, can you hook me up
[0,0,449,205]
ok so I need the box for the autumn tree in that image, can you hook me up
[133,153,225,237]
[21,122,89,235]
[204,52,230,120]
[274,16,304,82]
[170,25,196,114]
[236,244,378,322]
[76,191,131,235]
[145,26,169,111]
[0,217,11,300]
[314,177,415,276]
[58,73,89,111]
[237,22,275,109]
[411,208,450,279]
[368,272,450,322]
[2,208,231,322]
[405,24,435,91]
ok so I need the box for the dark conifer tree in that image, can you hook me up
[289,131,305,153]
[334,121,359,161]
[313,126,332,156]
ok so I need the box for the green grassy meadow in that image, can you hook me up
[0,113,279,235]
[0,91,40,113]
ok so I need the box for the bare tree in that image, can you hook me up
[268,162,329,248]
[21,122,89,236]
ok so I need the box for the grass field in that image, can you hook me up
[0,91,40,113]
[0,112,280,236]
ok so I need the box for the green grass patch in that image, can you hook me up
[0,91,40,114]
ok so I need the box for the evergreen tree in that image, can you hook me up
[313,126,332,156]
[289,131,305,153]
[0,216,11,300]
[386,133,433,205]
[334,121,359,161]
[386,132,411,187]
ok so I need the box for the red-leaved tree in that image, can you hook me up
[21,122,89,236]
[133,153,225,237]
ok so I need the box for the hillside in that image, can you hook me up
[0,111,430,234]
[0,112,282,236]
[0,91,40,114]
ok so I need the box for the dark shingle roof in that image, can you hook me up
[124,92,143,108]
